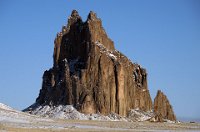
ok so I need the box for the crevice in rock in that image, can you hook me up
[114,64,119,114]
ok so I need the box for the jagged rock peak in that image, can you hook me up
[156,90,164,97]
[67,10,82,27]
[87,11,99,21]
[154,90,176,121]
[71,10,79,17]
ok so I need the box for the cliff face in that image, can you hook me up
[154,90,176,121]
[35,10,152,116]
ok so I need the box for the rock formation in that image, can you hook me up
[34,10,152,116]
[25,10,176,121]
[154,90,176,121]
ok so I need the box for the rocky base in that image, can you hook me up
[24,104,176,123]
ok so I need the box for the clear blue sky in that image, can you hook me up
[0,0,199,120]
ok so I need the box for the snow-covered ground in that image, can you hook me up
[0,103,52,124]
[0,102,175,124]
[127,108,154,122]
[1,103,200,131]
[0,103,14,111]
[24,104,178,123]
[27,104,131,121]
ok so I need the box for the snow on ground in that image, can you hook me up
[1,103,200,131]
[30,105,88,120]
[27,104,156,122]
[0,103,51,124]
[0,102,164,124]
[28,104,132,121]
[0,103,14,111]
[128,108,154,122]
[0,103,135,130]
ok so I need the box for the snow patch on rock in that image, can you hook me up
[128,109,154,122]
[95,41,117,60]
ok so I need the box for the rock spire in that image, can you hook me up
[154,90,176,121]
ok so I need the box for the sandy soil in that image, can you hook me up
[1,119,200,132]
